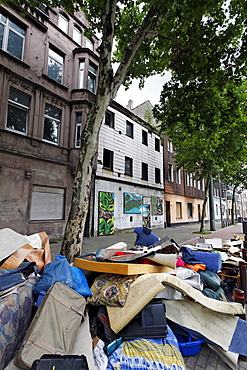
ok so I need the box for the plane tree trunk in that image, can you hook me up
[60,0,162,262]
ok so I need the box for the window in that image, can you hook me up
[168,140,173,152]
[125,157,133,176]
[105,110,114,128]
[58,13,68,33]
[30,185,65,220]
[198,180,201,190]
[155,137,160,152]
[185,173,190,186]
[168,164,173,182]
[142,130,148,145]
[73,26,82,44]
[176,202,182,218]
[88,62,97,93]
[176,168,181,184]
[78,60,85,88]
[48,48,63,84]
[75,112,82,148]
[43,104,61,144]
[103,148,113,171]
[155,168,161,183]
[6,88,30,134]
[126,121,133,138]
[86,38,93,51]
[142,162,148,181]
[188,203,193,218]
[0,13,25,60]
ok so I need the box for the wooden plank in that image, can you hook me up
[73,258,172,275]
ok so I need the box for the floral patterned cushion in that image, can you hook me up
[88,274,137,307]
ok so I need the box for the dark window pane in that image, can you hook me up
[48,57,63,83]
[126,121,133,138]
[7,30,23,59]
[142,162,148,180]
[103,149,113,170]
[125,157,133,176]
[43,117,59,143]
[0,24,4,48]
[9,20,25,36]
[7,104,27,132]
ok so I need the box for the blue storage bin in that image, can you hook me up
[175,333,204,356]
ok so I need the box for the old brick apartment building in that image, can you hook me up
[0,4,207,239]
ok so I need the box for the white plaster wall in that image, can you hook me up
[94,179,164,236]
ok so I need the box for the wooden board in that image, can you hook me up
[73,258,172,275]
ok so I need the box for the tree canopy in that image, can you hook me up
[2,0,247,259]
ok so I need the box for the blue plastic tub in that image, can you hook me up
[175,333,204,356]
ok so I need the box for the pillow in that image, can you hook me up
[88,274,137,307]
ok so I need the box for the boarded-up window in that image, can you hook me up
[30,185,65,220]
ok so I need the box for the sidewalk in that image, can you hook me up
[49,223,247,370]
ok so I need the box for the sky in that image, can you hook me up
[114,71,171,109]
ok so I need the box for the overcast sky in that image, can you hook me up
[114,71,171,109]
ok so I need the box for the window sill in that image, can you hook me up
[42,74,68,90]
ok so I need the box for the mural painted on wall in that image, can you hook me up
[124,193,143,214]
[151,196,163,215]
[142,204,151,228]
[98,192,114,236]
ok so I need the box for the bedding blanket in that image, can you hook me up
[106,326,186,370]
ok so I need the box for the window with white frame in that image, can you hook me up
[43,104,61,144]
[168,140,173,152]
[6,87,30,134]
[176,168,181,184]
[168,163,173,182]
[78,60,85,88]
[88,62,97,93]
[85,38,93,50]
[0,13,25,60]
[75,112,82,148]
[198,180,201,190]
[58,13,68,33]
[73,25,82,44]
[48,48,63,84]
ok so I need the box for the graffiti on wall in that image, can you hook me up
[151,196,163,215]
[98,192,114,235]
[124,193,143,214]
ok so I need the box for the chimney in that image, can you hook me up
[126,99,133,110]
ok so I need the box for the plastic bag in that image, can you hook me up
[34,255,75,295]
[70,266,92,297]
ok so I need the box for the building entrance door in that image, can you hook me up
[166,201,171,227]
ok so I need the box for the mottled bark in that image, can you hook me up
[200,176,210,233]
[61,0,164,262]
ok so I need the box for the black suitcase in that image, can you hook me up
[31,354,89,370]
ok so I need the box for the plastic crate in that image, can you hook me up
[175,333,204,356]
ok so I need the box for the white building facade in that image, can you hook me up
[93,101,164,236]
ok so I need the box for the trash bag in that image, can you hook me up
[199,270,222,291]
[70,265,92,297]
[34,255,75,295]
